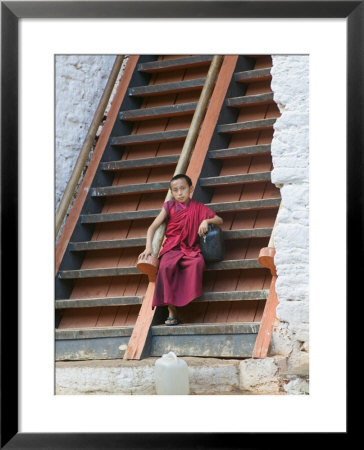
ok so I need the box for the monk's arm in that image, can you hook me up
[198,214,223,236]
[139,208,167,259]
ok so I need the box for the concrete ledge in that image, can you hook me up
[56,356,295,395]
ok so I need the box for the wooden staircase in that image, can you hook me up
[55,54,280,361]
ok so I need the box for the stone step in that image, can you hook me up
[91,181,169,197]
[80,198,280,224]
[129,78,205,97]
[227,92,274,108]
[200,171,271,187]
[208,144,271,159]
[100,154,179,171]
[138,56,213,73]
[55,295,143,309]
[217,118,276,134]
[110,128,188,146]
[68,227,272,252]
[119,101,197,121]
[56,326,134,340]
[149,322,261,357]
[234,68,272,83]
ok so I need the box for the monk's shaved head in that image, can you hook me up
[170,173,192,187]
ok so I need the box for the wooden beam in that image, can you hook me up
[252,275,279,358]
[110,128,188,146]
[55,296,143,309]
[200,171,271,187]
[227,92,274,108]
[209,144,271,159]
[80,208,160,224]
[69,237,146,251]
[120,102,197,121]
[138,55,213,73]
[234,68,272,83]
[100,154,179,171]
[217,118,276,134]
[129,78,205,97]
[55,55,140,274]
[91,181,169,197]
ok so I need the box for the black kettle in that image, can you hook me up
[200,224,225,263]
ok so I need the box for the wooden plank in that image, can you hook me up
[209,144,271,159]
[56,326,134,340]
[120,102,197,121]
[58,266,140,279]
[149,333,257,357]
[234,68,272,83]
[80,208,160,224]
[207,198,281,213]
[152,322,260,336]
[55,55,140,274]
[129,78,205,97]
[56,335,131,360]
[91,181,169,197]
[217,118,276,134]
[69,237,146,252]
[123,282,156,360]
[205,259,262,271]
[200,171,271,187]
[196,289,269,302]
[227,92,274,108]
[55,296,143,309]
[253,275,279,358]
[110,128,188,146]
[138,55,213,73]
[100,154,179,171]
[223,228,273,240]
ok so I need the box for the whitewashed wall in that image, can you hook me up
[55,55,118,213]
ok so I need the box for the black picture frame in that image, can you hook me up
[1,1,356,447]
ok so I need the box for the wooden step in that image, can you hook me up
[129,78,205,97]
[227,92,274,108]
[80,198,280,224]
[138,56,213,73]
[119,102,197,121]
[69,237,146,252]
[200,171,271,187]
[100,154,179,171]
[149,322,260,357]
[207,198,281,213]
[208,144,271,159]
[91,181,169,197]
[217,118,276,134]
[58,266,141,279]
[80,208,160,224]
[234,68,272,83]
[56,326,134,361]
[68,228,273,253]
[196,289,269,302]
[222,227,273,240]
[55,295,143,309]
[205,258,263,271]
[110,128,188,146]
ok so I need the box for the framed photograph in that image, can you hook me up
[1,1,356,447]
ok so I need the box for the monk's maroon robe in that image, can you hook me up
[152,199,215,309]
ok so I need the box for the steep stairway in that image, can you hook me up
[55,55,281,361]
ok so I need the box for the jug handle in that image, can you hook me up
[164,351,178,361]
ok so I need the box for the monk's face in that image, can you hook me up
[170,178,192,204]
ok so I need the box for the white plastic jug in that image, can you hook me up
[154,351,190,395]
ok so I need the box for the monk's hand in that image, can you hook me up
[198,220,209,236]
[138,248,152,260]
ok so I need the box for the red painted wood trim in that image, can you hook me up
[186,55,239,186]
[124,56,237,360]
[258,246,277,276]
[252,275,278,358]
[55,56,140,274]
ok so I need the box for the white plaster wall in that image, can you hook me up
[269,55,310,389]
[55,55,126,214]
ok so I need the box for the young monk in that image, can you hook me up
[138,174,223,325]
